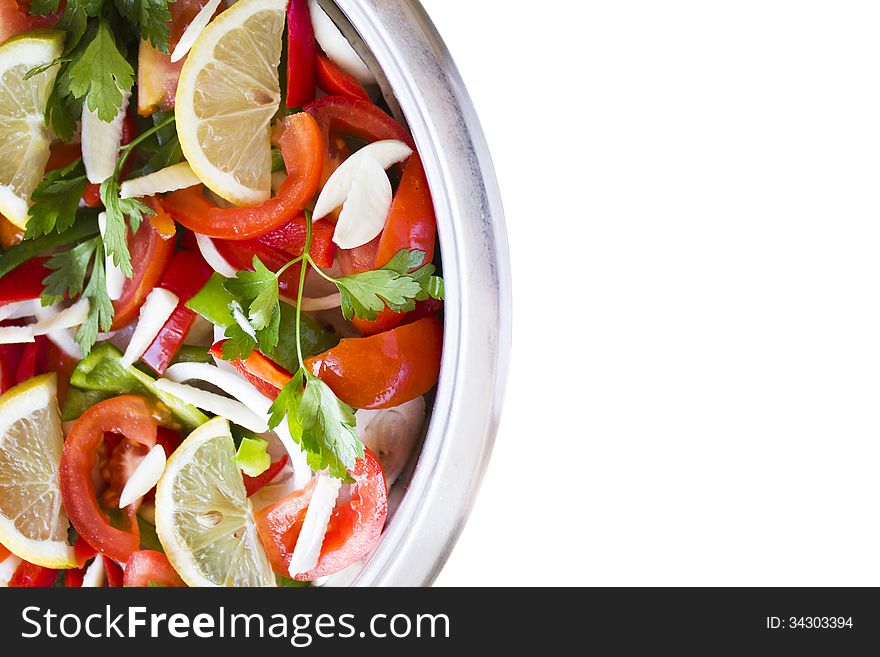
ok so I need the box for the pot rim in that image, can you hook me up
[319,0,512,586]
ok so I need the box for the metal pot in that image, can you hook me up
[316,0,511,586]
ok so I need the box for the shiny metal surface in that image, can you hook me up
[317,0,511,586]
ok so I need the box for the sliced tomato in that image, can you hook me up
[60,396,159,563]
[0,0,59,43]
[255,450,388,581]
[244,454,289,497]
[163,112,324,240]
[286,0,316,108]
[123,550,186,587]
[137,0,220,115]
[305,316,442,410]
[316,53,370,101]
[111,213,176,329]
[141,249,213,375]
[8,561,57,587]
[0,256,48,304]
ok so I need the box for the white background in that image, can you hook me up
[423,1,880,586]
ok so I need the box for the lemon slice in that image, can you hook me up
[155,417,275,587]
[175,0,286,206]
[0,373,75,568]
[0,30,65,228]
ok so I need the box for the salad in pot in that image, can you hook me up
[0,0,443,587]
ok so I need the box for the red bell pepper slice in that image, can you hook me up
[316,53,369,101]
[255,449,387,581]
[73,535,98,569]
[0,344,23,393]
[123,550,186,587]
[163,112,325,240]
[255,215,337,269]
[305,316,443,410]
[209,340,292,399]
[8,561,57,587]
[65,567,85,588]
[244,454,289,497]
[286,0,316,108]
[141,250,214,375]
[105,557,125,587]
[14,336,45,385]
[0,256,49,304]
[60,396,158,564]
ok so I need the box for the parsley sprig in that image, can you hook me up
[30,116,175,355]
[218,218,444,481]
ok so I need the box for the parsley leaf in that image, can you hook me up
[114,0,175,53]
[335,249,445,321]
[67,19,134,122]
[75,240,115,355]
[41,237,99,306]
[25,159,88,239]
[41,236,115,355]
[269,371,364,482]
[222,257,289,358]
[99,177,154,277]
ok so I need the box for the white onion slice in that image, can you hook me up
[196,233,237,277]
[309,0,375,84]
[0,326,35,344]
[153,379,269,433]
[119,445,167,508]
[82,91,131,184]
[119,162,202,199]
[312,140,411,220]
[32,299,90,336]
[82,555,106,587]
[0,553,21,587]
[288,474,341,577]
[281,293,342,312]
[273,420,313,490]
[170,0,223,62]
[333,156,392,249]
[98,212,126,301]
[0,299,41,322]
[121,288,179,367]
[356,396,425,488]
[34,306,84,361]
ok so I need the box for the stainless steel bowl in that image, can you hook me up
[316,0,511,586]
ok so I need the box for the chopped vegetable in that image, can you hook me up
[235,436,271,478]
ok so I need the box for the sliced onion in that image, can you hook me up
[35,306,83,360]
[119,162,202,199]
[121,288,179,367]
[32,299,90,336]
[196,233,238,277]
[98,212,126,301]
[356,396,425,488]
[153,378,269,433]
[0,299,41,322]
[82,91,131,184]
[118,445,166,508]
[309,0,375,85]
[0,553,21,587]
[170,0,223,62]
[0,326,35,344]
[288,473,341,577]
[333,156,392,249]
[312,140,411,220]
[281,292,342,312]
[273,420,313,490]
[82,555,106,587]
